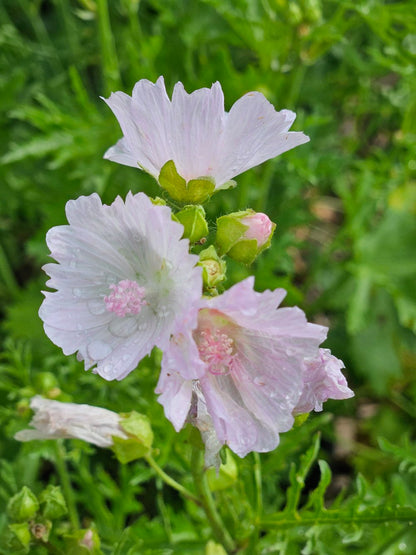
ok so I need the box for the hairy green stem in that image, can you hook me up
[144,454,201,506]
[190,444,236,552]
[54,441,80,530]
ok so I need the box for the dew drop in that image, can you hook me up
[253,376,265,386]
[88,340,112,360]
[73,288,82,297]
[87,299,106,315]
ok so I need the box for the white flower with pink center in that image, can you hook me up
[103,77,309,189]
[15,396,127,447]
[156,278,353,459]
[39,192,202,381]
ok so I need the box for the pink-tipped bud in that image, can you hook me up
[239,212,273,248]
[216,209,276,265]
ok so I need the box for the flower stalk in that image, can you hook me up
[190,441,236,553]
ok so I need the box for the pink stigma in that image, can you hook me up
[197,328,236,375]
[104,279,146,317]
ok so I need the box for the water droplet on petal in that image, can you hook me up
[253,376,265,386]
[109,317,138,338]
[73,288,82,297]
[88,340,112,360]
[87,299,106,315]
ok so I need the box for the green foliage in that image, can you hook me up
[0,0,415,552]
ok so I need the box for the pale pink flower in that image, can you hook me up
[15,396,127,447]
[156,277,352,459]
[39,192,202,381]
[103,77,309,189]
[294,349,354,414]
[240,212,274,248]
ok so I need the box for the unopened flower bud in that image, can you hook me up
[39,485,67,519]
[7,487,39,522]
[174,205,208,243]
[216,210,276,265]
[197,246,226,290]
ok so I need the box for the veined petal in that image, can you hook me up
[40,192,202,381]
[215,92,309,184]
[103,78,308,189]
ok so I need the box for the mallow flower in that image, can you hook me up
[103,77,309,194]
[15,396,128,447]
[156,277,353,459]
[39,192,202,380]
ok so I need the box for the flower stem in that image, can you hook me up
[190,444,236,552]
[54,441,80,530]
[144,454,201,506]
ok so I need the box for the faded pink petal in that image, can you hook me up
[294,349,354,414]
[103,77,309,188]
[40,192,202,381]
[15,396,127,447]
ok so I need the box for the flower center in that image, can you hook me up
[197,327,236,376]
[104,279,147,317]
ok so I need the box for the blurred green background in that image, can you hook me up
[1,0,416,553]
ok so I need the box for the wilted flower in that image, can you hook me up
[294,349,353,414]
[39,192,202,380]
[156,278,353,459]
[15,396,127,447]
[103,77,309,192]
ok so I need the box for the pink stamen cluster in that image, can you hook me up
[104,279,147,317]
[197,328,236,375]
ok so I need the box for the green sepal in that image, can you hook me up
[112,412,154,463]
[39,485,68,519]
[216,211,250,255]
[294,412,310,427]
[207,450,238,492]
[7,486,39,522]
[175,205,208,243]
[158,160,215,204]
[198,245,226,289]
[227,239,258,265]
[149,196,167,206]
[8,523,31,551]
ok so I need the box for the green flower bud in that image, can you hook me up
[150,196,167,206]
[174,205,208,243]
[112,411,154,463]
[158,160,215,204]
[205,540,228,555]
[7,486,39,522]
[39,485,68,519]
[198,245,226,290]
[8,523,31,551]
[216,210,276,265]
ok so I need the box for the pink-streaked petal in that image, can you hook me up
[215,92,309,184]
[103,138,140,168]
[170,81,225,181]
[40,192,202,381]
[200,373,280,457]
[156,369,193,431]
[103,78,308,188]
